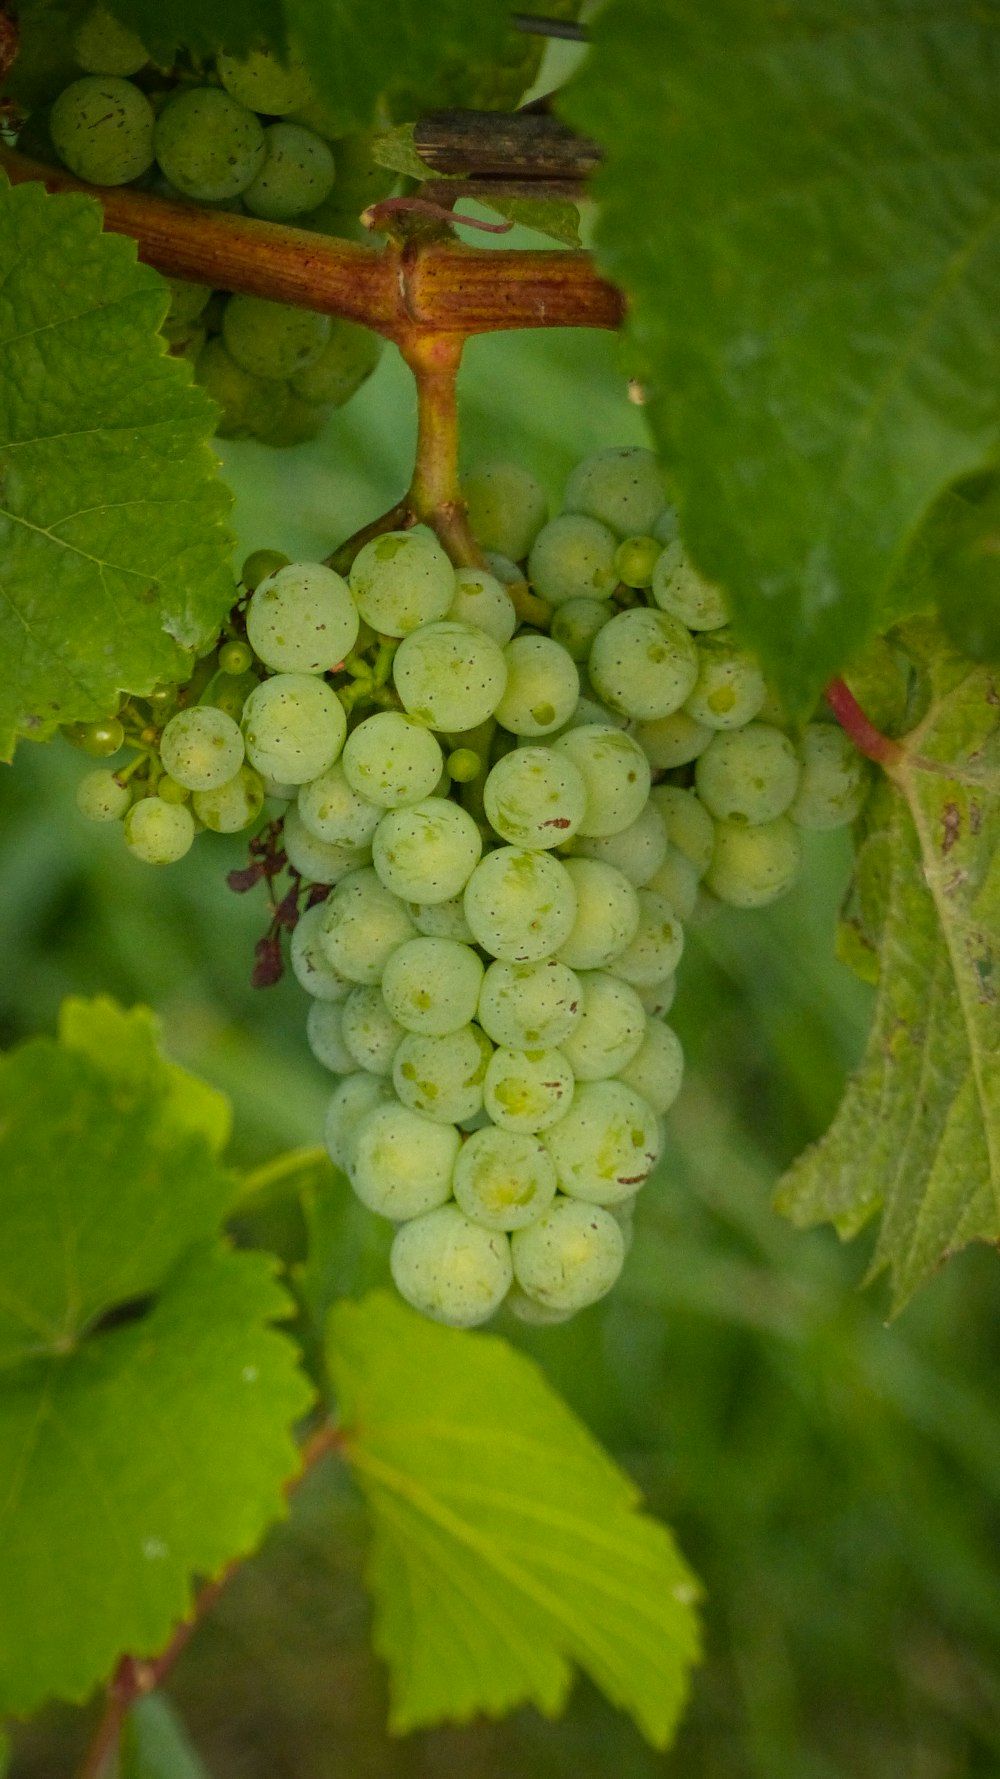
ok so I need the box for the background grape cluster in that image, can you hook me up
[15,6,389,444]
[68,442,870,1329]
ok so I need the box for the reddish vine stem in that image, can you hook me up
[74,1421,344,1779]
[826,676,904,770]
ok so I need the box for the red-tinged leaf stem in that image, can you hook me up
[826,676,904,770]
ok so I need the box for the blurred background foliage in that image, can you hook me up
[4,319,1000,1778]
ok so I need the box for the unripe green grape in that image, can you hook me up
[557,858,640,971]
[407,895,474,943]
[159,706,244,792]
[645,846,699,921]
[588,607,699,721]
[477,957,582,1052]
[164,278,211,328]
[542,1078,661,1204]
[156,774,190,805]
[447,747,481,783]
[242,548,290,590]
[320,867,416,985]
[527,513,619,605]
[218,639,254,675]
[195,339,286,440]
[511,1198,625,1314]
[381,936,484,1036]
[650,784,716,877]
[551,725,650,838]
[76,768,130,823]
[463,846,577,964]
[123,795,195,864]
[607,888,685,987]
[461,460,548,562]
[446,567,517,647]
[483,1045,574,1133]
[242,672,346,784]
[560,972,646,1081]
[484,550,523,587]
[202,669,257,723]
[63,716,125,757]
[651,539,730,630]
[323,1071,390,1171]
[223,294,330,381]
[390,1205,513,1327]
[246,561,358,674]
[216,43,317,116]
[51,76,155,184]
[154,88,265,201]
[372,797,483,903]
[634,708,713,769]
[306,999,355,1074]
[563,446,665,539]
[615,1019,684,1116]
[298,761,381,848]
[494,635,579,737]
[341,986,405,1076]
[789,723,870,829]
[192,764,265,833]
[638,975,677,1018]
[551,596,613,663]
[290,902,352,1002]
[393,1023,492,1124]
[505,1285,575,1326]
[349,530,455,638]
[73,6,148,75]
[695,723,801,825]
[394,620,508,733]
[705,816,803,908]
[282,804,367,884]
[341,713,443,809]
[453,1128,557,1231]
[483,746,587,850]
[571,801,668,887]
[684,630,767,729]
[613,534,661,589]
[242,123,336,221]
[290,319,383,407]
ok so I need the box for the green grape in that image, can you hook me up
[483,746,587,850]
[790,723,870,829]
[290,902,352,1002]
[557,858,640,972]
[242,123,336,221]
[447,748,482,783]
[511,1198,625,1314]
[323,1071,390,1171]
[684,630,767,729]
[494,635,579,737]
[651,539,730,630]
[463,846,577,964]
[290,319,383,407]
[704,816,803,908]
[242,548,290,589]
[645,846,698,920]
[551,725,650,837]
[695,723,801,824]
[50,76,155,184]
[563,445,665,539]
[453,1128,557,1231]
[246,561,358,674]
[393,621,508,733]
[350,1102,460,1221]
[407,895,474,943]
[477,958,582,1052]
[76,767,130,823]
[650,784,716,877]
[556,694,628,734]
[393,1023,492,1124]
[341,712,443,808]
[123,795,195,864]
[349,530,454,638]
[192,764,264,833]
[298,760,381,847]
[320,866,416,984]
[164,278,211,329]
[390,1205,513,1328]
[372,797,483,903]
[483,550,523,587]
[572,801,668,887]
[202,668,257,723]
[159,706,244,792]
[638,975,676,1018]
[222,294,330,380]
[381,936,484,1036]
[613,534,661,589]
[62,716,125,757]
[587,607,699,721]
[505,1285,575,1326]
[242,673,346,784]
[154,88,265,201]
[194,339,286,440]
[341,986,405,1076]
[257,393,328,447]
[216,44,317,116]
[561,972,646,1081]
[282,804,368,883]
[608,888,685,987]
[218,639,254,675]
[634,708,713,769]
[306,999,355,1074]
[527,513,619,606]
[156,774,189,805]
[551,596,613,663]
[616,1019,684,1116]
[446,567,517,646]
[483,1045,574,1134]
[461,460,548,561]
[73,6,148,75]
[653,506,680,546]
[542,1078,661,1204]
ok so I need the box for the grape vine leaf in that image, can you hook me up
[776,623,1000,1311]
[327,1291,701,1749]
[0,179,235,760]
[0,1000,313,1715]
[120,1692,212,1778]
[563,0,1000,716]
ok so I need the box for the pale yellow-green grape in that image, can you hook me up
[282,805,368,883]
[557,694,628,733]
[563,445,665,538]
[527,514,619,606]
[613,534,661,589]
[123,796,195,865]
[560,972,646,1081]
[645,846,699,921]
[542,1078,661,1204]
[341,712,443,808]
[160,707,245,792]
[551,724,650,837]
[393,1023,492,1125]
[634,707,713,769]
[298,761,381,847]
[51,76,155,184]
[242,673,346,784]
[381,937,484,1036]
[638,975,677,1018]
[340,986,405,1075]
[477,957,582,1052]
[320,867,416,983]
[616,1018,685,1115]
[350,1102,459,1220]
[463,846,577,964]
[684,629,767,729]
[483,1046,575,1134]
[223,294,330,379]
[349,530,455,637]
[511,1197,625,1313]
[695,723,801,825]
[290,903,352,1002]
[789,722,870,829]
[194,339,284,440]
[406,894,475,943]
[393,621,508,732]
[192,764,265,833]
[76,768,130,824]
[587,607,699,721]
[483,746,587,850]
[246,562,358,673]
[390,1205,513,1327]
[494,635,580,737]
[323,1072,389,1171]
[651,538,730,630]
[551,596,614,662]
[461,460,548,561]
[607,888,685,987]
[704,817,803,908]
[446,567,518,646]
[452,1127,557,1231]
[154,87,265,201]
[243,123,336,221]
[650,784,716,877]
[306,1000,355,1074]
[557,858,640,971]
[371,797,483,902]
[571,800,667,887]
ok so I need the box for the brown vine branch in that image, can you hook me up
[74,1420,344,1779]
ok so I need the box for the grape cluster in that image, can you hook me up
[69,445,869,1329]
[18,8,387,444]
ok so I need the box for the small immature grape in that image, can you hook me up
[563,445,665,538]
[123,796,195,864]
[447,748,481,783]
[461,460,548,562]
[349,530,455,638]
[613,534,661,588]
[76,768,130,823]
[390,1205,513,1328]
[242,548,290,590]
[51,76,155,184]
[192,764,265,833]
[218,639,254,675]
[790,723,870,829]
[157,774,190,805]
[705,817,803,908]
[164,279,211,329]
[243,123,336,221]
[154,88,265,201]
[453,1127,557,1230]
[542,1078,661,1204]
[194,340,283,441]
[73,6,148,75]
[511,1198,625,1314]
[160,707,245,792]
[246,561,358,674]
[527,513,619,606]
[494,635,579,737]
[63,716,125,757]
[223,295,330,380]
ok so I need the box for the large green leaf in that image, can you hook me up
[0,1001,313,1715]
[328,1291,701,1749]
[0,180,235,759]
[776,623,1000,1310]
[563,0,1000,715]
